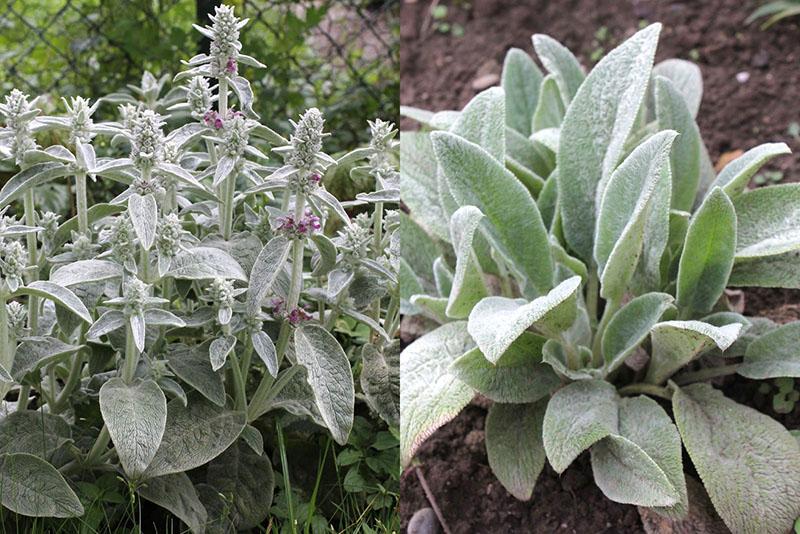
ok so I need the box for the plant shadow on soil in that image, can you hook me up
[400,0,800,531]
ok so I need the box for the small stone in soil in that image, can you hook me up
[472,73,500,91]
[751,49,769,68]
[736,71,750,83]
[408,507,442,534]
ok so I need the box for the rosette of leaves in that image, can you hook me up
[401,23,800,533]
[0,3,398,530]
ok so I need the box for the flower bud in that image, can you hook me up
[221,113,251,159]
[335,213,372,265]
[105,215,136,267]
[130,109,165,170]
[156,213,183,259]
[122,278,149,315]
[63,96,96,145]
[208,5,243,78]
[287,108,325,171]
[7,301,26,338]
[1,89,39,164]
[0,240,27,291]
[186,76,213,118]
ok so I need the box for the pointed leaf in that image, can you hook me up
[128,193,158,250]
[446,206,488,318]
[168,246,247,281]
[138,473,207,534]
[502,49,542,136]
[739,321,800,378]
[166,343,226,407]
[252,330,278,377]
[209,335,236,371]
[0,163,72,209]
[246,236,291,315]
[0,453,83,517]
[653,59,702,118]
[711,142,791,197]
[449,87,505,162]
[13,281,91,324]
[0,412,71,459]
[733,183,800,259]
[532,74,566,131]
[602,293,675,373]
[11,337,81,382]
[400,132,449,241]
[360,342,400,427]
[50,260,122,287]
[532,34,585,104]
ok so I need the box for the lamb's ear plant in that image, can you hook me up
[401,23,800,533]
[0,3,398,529]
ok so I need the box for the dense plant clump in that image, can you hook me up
[0,4,398,531]
[401,24,800,532]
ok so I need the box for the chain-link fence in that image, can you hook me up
[0,0,399,149]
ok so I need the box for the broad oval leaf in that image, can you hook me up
[542,379,618,473]
[449,87,505,162]
[446,206,488,319]
[0,412,71,460]
[676,187,736,317]
[166,343,226,407]
[739,321,800,378]
[360,342,400,428]
[100,377,167,478]
[532,75,566,132]
[400,322,474,467]
[486,401,547,500]
[168,246,247,281]
[246,236,292,315]
[0,163,72,209]
[711,142,791,197]
[733,183,800,259]
[13,281,92,324]
[0,453,83,517]
[653,58,703,118]
[128,193,158,251]
[138,472,207,534]
[11,337,81,382]
[294,325,355,445]
[673,384,800,534]
[531,33,585,104]
[50,260,122,287]
[502,48,542,137]
[558,23,661,261]
[467,276,581,363]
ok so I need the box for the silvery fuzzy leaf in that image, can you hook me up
[52,203,124,251]
[209,335,237,372]
[645,320,742,384]
[360,342,400,428]
[400,211,444,290]
[359,258,397,286]
[144,394,246,479]
[340,307,391,342]
[336,147,374,167]
[158,254,172,278]
[251,124,288,146]
[231,76,258,119]
[409,294,449,324]
[240,425,263,456]
[0,162,73,209]
[50,259,122,287]
[144,309,186,328]
[312,188,351,226]
[433,257,453,297]
[217,306,233,326]
[100,377,167,478]
[467,276,581,364]
[269,366,325,426]
[502,48,542,137]
[400,322,475,467]
[203,232,264,276]
[711,142,791,198]
[138,472,207,534]
[532,74,566,132]
[531,33,585,105]
[75,140,97,172]
[246,236,291,315]
[558,23,661,262]
[652,58,702,118]
[157,377,187,407]
[11,337,81,383]
[22,145,75,166]
[355,189,400,203]
[327,268,355,301]
[166,343,225,407]
[594,130,677,302]
[168,246,247,282]
[0,411,71,460]
[541,339,598,381]
[505,127,548,196]
[0,453,83,518]
[450,87,505,163]
[733,183,800,260]
[0,224,42,238]
[252,330,277,378]
[237,54,267,69]
[673,384,800,533]
[486,401,547,501]
[130,312,146,353]
[400,132,449,242]
[739,321,800,379]
[12,281,92,324]
[446,206,488,319]
[158,162,205,190]
[213,155,237,188]
[128,193,158,251]
[294,325,355,445]
[310,233,337,277]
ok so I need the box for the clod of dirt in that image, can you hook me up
[638,476,730,534]
[408,508,442,534]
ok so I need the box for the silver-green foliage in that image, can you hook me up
[0,3,398,529]
[400,24,800,532]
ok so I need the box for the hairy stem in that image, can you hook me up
[618,383,673,400]
[229,350,247,412]
[673,364,741,386]
[23,190,39,333]
[591,296,620,365]
[586,268,599,325]
[247,324,291,422]
[122,322,139,383]
[76,171,88,236]
[85,426,111,466]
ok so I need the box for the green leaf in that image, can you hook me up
[12,281,92,324]
[467,276,581,363]
[711,142,791,197]
[645,320,742,384]
[602,293,675,373]
[655,76,701,212]
[168,246,247,281]
[0,163,72,209]
[505,127,549,193]
[294,325,355,445]
[432,131,553,295]
[595,130,677,301]
[0,453,83,517]
[501,48,543,136]
[53,203,124,251]
[653,59,702,118]
[11,337,81,382]
[0,412,71,460]
[246,236,292,315]
[166,343,225,407]
[360,342,400,428]
[209,335,236,372]
[532,74,566,131]
[531,34,585,105]
[310,234,337,277]
[541,339,597,380]
[450,332,559,403]
[730,251,800,288]
[673,383,800,534]
[739,321,800,378]
[145,395,246,478]
[400,132,449,241]
[591,396,686,513]
[100,378,167,479]
[252,330,277,378]
[138,473,207,534]
[675,187,736,317]
[486,401,547,500]
[206,440,274,530]
[542,380,618,473]
[433,257,453,297]
[128,193,158,251]
[400,211,445,288]
[446,206,488,318]
[400,322,474,467]
[50,260,123,287]
[733,183,800,260]
[449,87,505,162]
[558,23,661,261]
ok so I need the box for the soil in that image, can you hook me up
[400,0,800,531]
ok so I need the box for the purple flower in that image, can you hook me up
[287,307,311,325]
[309,173,322,185]
[204,110,223,129]
[225,57,237,74]
[271,297,284,315]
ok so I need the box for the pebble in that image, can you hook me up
[408,508,441,534]
[736,71,750,83]
[751,49,769,68]
[472,73,500,91]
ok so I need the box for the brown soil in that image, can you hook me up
[400,0,800,531]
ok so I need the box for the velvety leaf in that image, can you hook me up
[209,335,236,372]
[446,206,488,318]
[542,379,618,473]
[558,24,661,261]
[138,473,207,533]
[541,339,598,380]
[594,130,677,301]
[502,48,542,136]
[11,337,81,382]
[166,343,225,406]
[730,251,800,288]
[645,320,742,384]
[433,257,453,297]
[0,163,73,209]
[467,276,581,363]
[0,412,71,459]
[168,246,247,281]
[486,401,547,500]
[310,233,337,277]
[653,58,702,118]
[532,74,565,131]
[673,384,800,534]
[602,293,675,373]
[676,187,736,317]
[739,321,800,378]
[655,76,701,212]
[400,322,474,467]
[450,332,559,403]
[531,33,585,104]
[128,193,158,250]
[252,330,277,378]
[361,342,400,428]
[733,183,800,260]
[13,281,92,324]
[294,325,355,445]
[400,132,449,241]
[399,211,444,287]
[50,260,122,287]
[712,142,791,197]
[145,395,245,478]
[449,87,505,162]
[0,453,83,517]
[432,131,553,296]
[144,309,185,328]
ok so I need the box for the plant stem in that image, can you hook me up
[23,190,39,333]
[75,171,88,236]
[247,323,290,422]
[286,193,306,311]
[276,419,297,534]
[122,322,139,383]
[673,364,741,386]
[85,426,111,465]
[239,337,253,378]
[16,385,29,411]
[0,291,8,374]
[586,268,599,324]
[591,296,620,365]
[369,201,384,340]
[229,350,247,412]
[618,383,673,400]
